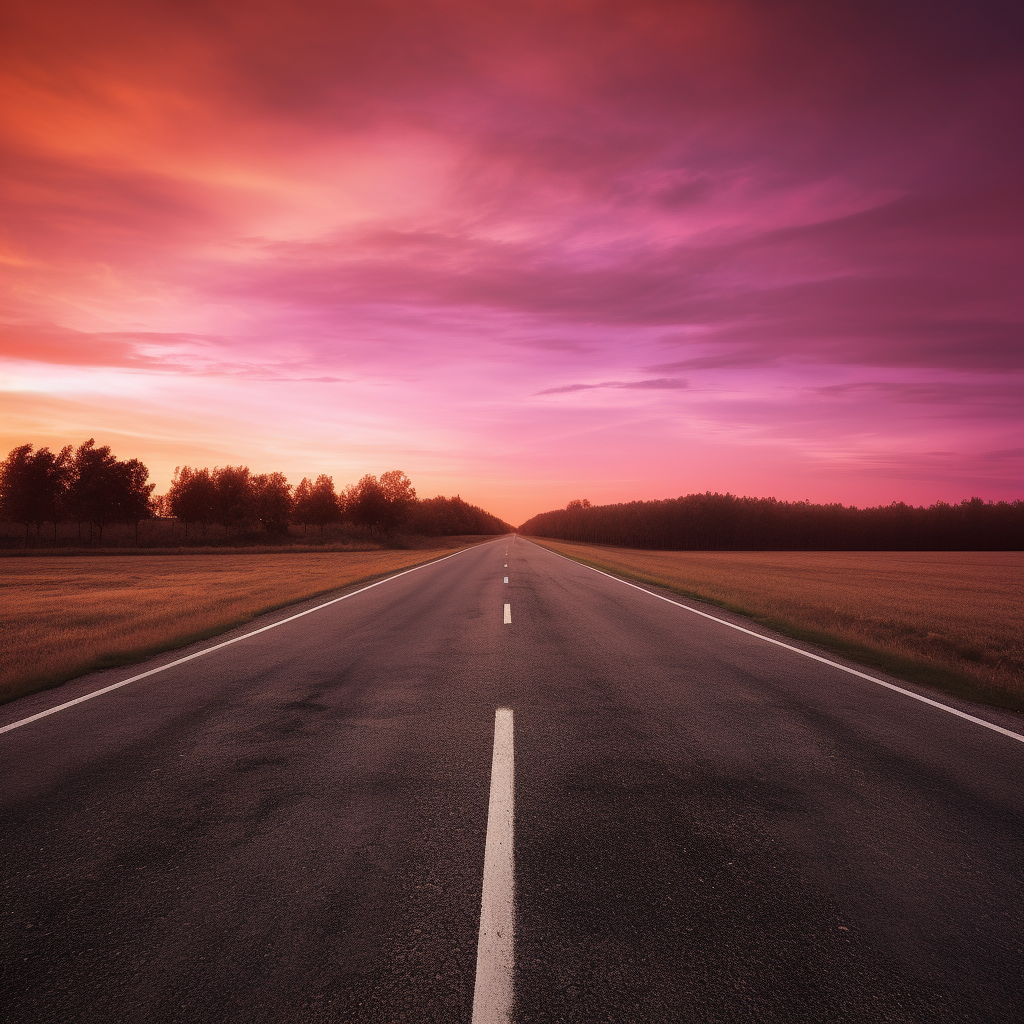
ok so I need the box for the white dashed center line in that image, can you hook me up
[503,603,512,624]
[504,577,508,583]
[472,708,515,1024]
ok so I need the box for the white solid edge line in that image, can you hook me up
[543,547,1024,746]
[472,707,515,1024]
[0,543,488,736]
[503,603,512,624]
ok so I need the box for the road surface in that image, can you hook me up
[2,536,1021,1022]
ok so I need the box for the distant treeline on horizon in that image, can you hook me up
[519,493,1024,551]
[0,440,511,542]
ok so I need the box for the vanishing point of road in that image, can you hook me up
[2,537,1021,1022]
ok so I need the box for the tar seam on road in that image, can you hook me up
[553,551,1024,746]
[472,708,515,1024]
[503,603,512,624]
[0,543,490,736]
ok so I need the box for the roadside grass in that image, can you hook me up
[0,544,484,706]
[530,539,1024,714]
[0,533,485,556]
[0,517,383,550]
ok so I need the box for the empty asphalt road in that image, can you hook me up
[2,536,1022,1023]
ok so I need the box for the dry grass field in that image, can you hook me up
[0,545,480,705]
[532,540,1024,711]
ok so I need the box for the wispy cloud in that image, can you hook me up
[536,378,688,396]
[1,0,1020,521]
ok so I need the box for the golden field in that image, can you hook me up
[532,540,1024,710]
[0,546,478,705]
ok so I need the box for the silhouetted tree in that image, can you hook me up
[35,446,73,538]
[350,474,388,533]
[115,458,156,543]
[350,470,419,534]
[297,477,350,533]
[166,466,218,537]
[62,439,154,542]
[378,470,417,533]
[68,439,120,541]
[212,466,252,534]
[0,444,74,541]
[338,481,358,521]
[306,474,340,534]
[251,472,292,535]
[292,477,314,533]
[0,445,36,541]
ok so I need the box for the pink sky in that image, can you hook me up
[2,0,1021,525]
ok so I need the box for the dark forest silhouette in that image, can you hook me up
[0,441,510,545]
[6,441,1021,550]
[519,493,1023,550]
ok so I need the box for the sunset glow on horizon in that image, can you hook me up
[2,0,1021,525]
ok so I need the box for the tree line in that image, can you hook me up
[0,440,154,542]
[519,493,1024,550]
[0,441,511,543]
